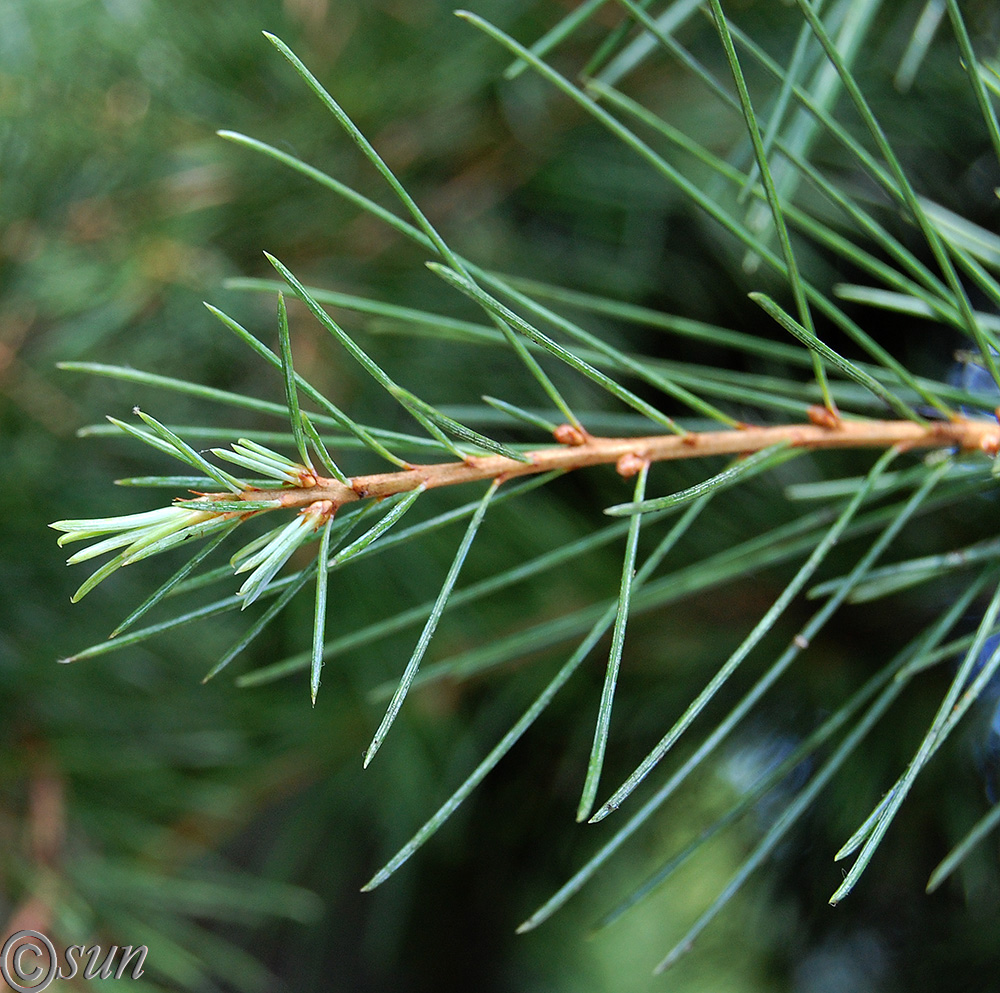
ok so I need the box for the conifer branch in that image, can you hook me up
[213,411,1000,513]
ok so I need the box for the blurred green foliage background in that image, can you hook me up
[4,1,1000,990]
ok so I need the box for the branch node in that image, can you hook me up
[980,432,1000,457]
[553,423,587,446]
[305,499,336,522]
[807,405,841,429]
[616,453,648,478]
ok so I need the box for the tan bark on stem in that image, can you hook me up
[210,411,1000,513]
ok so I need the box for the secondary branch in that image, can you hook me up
[220,408,1000,514]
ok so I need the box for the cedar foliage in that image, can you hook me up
[6,1,1000,989]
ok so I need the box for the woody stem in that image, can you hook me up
[220,411,1000,513]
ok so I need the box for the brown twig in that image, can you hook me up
[213,408,1000,514]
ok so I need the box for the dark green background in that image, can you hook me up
[3,1,1000,990]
